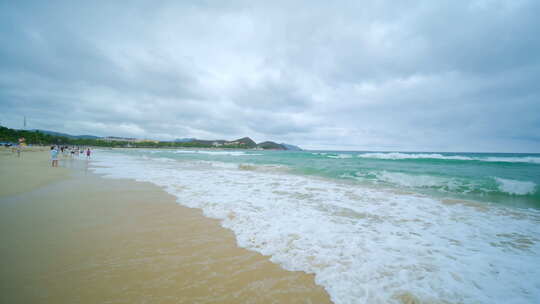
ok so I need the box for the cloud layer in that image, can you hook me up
[1,0,539,151]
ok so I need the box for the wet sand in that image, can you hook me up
[0,147,70,197]
[0,150,331,303]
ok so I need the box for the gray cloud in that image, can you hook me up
[0,0,539,151]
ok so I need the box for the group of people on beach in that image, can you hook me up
[50,145,91,167]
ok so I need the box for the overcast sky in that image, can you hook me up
[1,1,539,152]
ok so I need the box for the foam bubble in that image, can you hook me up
[90,151,540,304]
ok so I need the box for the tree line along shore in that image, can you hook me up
[0,126,300,150]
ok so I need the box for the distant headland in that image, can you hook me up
[0,126,302,151]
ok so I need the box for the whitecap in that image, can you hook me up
[369,171,455,189]
[494,177,537,195]
[358,152,540,164]
[357,152,473,161]
[484,157,540,164]
[327,154,353,159]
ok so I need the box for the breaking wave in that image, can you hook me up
[350,171,538,198]
[357,152,540,164]
[495,177,537,195]
[90,151,540,304]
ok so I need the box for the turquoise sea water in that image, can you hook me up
[116,149,540,209]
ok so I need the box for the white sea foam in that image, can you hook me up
[484,157,540,164]
[495,177,537,195]
[200,161,238,170]
[352,171,510,196]
[238,163,290,172]
[313,152,353,159]
[367,171,457,190]
[154,157,175,162]
[357,152,473,161]
[327,154,354,159]
[357,152,540,164]
[91,151,540,304]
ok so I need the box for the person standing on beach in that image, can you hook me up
[86,148,91,159]
[16,137,25,157]
[50,146,59,167]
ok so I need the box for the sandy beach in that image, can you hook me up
[0,149,330,304]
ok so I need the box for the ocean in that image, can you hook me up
[90,149,540,304]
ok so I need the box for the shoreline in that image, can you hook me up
[0,150,331,303]
[91,148,540,303]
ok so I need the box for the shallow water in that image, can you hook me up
[91,149,540,304]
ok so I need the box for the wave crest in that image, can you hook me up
[495,177,537,195]
[357,152,540,164]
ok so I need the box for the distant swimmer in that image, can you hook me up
[86,148,91,159]
[50,146,59,167]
